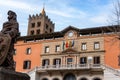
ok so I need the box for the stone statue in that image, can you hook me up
[0,10,19,70]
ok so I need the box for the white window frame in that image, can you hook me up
[81,43,87,50]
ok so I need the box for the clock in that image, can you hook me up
[68,31,74,37]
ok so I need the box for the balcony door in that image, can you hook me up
[67,58,73,65]
[53,59,61,67]
[63,73,76,80]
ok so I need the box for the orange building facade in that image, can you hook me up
[14,41,42,72]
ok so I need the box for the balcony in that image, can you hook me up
[33,64,102,72]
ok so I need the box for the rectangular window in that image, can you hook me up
[93,56,100,64]
[53,59,61,65]
[45,46,49,53]
[94,42,100,50]
[42,59,49,66]
[67,58,73,63]
[67,58,73,65]
[81,43,87,50]
[55,45,60,52]
[26,48,31,54]
[31,23,35,28]
[80,57,87,64]
[23,60,31,69]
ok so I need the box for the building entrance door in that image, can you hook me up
[63,73,76,80]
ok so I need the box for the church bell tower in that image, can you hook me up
[27,8,55,35]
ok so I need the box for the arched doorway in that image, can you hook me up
[93,78,101,80]
[80,78,88,80]
[42,78,48,80]
[53,78,59,80]
[63,73,76,80]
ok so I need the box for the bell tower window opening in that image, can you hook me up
[37,22,41,27]
[37,29,40,34]
[31,23,35,28]
[30,30,34,35]
[50,28,52,33]
[46,24,49,29]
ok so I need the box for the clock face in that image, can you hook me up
[68,31,74,37]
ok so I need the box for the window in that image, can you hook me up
[36,29,40,34]
[31,23,35,28]
[23,60,31,69]
[46,24,49,29]
[42,59,49,66]
[50,28,52,33]
[94,42,100,50]
[55,45,60,52]
[37,22,41,27]
[53,59,61,65]
[67,58,73,64]
[94,56,100,64]
[81,43,87,50]
[80,57,87,64]
[26,48,31,54]
[30,30,34,35]
[45,46,49,53]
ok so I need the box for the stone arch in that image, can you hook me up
[63,73,76,80]
[80,77,88,80]
[42,78,48,80]
[93,77,101,80]
[53,78,59,80]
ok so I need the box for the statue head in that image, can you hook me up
[7,10,17,21]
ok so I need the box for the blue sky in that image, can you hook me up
[0,0,117,36]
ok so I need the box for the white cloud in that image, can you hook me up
[0,0,31,9]
[0,0,116,35]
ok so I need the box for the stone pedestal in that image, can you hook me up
[0,67,30,80]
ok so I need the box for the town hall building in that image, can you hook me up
[14,8,120,80]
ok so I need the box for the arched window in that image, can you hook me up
[63,73,76,80]
[42,78,48,80]
[80,77,88,80]
[93,78,101,80]
[53,78,59,80]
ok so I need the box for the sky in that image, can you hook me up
[0,0,117,36]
